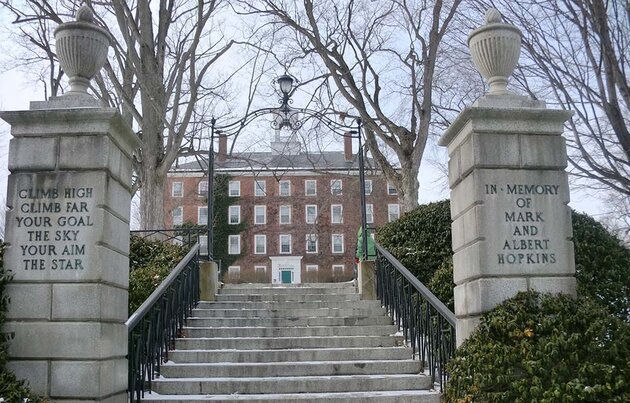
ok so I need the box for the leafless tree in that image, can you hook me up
[233,0,463,212]
[471,0,629,197]
[2,0,239,229]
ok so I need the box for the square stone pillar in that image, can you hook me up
[1,97,139,401]
[358,261,377,300]
[439,95,576,346]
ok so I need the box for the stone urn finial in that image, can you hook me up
[468,8,522,95]
[54,5,111,96]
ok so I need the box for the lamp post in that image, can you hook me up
[205,73,370,265]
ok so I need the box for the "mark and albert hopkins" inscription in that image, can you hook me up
[15,187,94,271]
[485,183,559,266]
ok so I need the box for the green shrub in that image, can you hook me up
[445,292,630,402]
[0,242,46,401]
[128,235,187,313]
[428,258,454,312]
[379,200,630,321]
[378,200,452,284]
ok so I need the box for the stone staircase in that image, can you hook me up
[143,282,440,402]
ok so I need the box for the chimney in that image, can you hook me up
[344,134,353,162]
[217,134,227,162]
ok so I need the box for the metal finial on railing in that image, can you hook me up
[468,8,522,95]
[54,5,111,96]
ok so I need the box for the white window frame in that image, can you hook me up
[228,181,240,197]
[279,234,291,254]
[172,182,183,197]
[255,265,267,273]
[172,206,183,226]
[305,205,318,224]
[387,182,398,195]
[198,180,208,197]
[366,204,374,224]
[279,205,291,224]
[331,204,343,224]
[305,180,317,196]
[331,234,344,254]
[388,204,400,222]
[332,264,344,273]
[364,179,373,195]
[228,235,241,255]
[254,180,266,196]
[228,266,241,276]
[306,264,318,272]
[228,205,241,225]
[198,206,208,225]
[279,180,291,196]
[330,179,343,195]
[254,234,267,255]
[254,205,266,225]
[305,234,318,254]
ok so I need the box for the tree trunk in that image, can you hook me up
[398,160,421,213]
[139,163,166,229]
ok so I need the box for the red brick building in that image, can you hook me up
[165,135,401,284]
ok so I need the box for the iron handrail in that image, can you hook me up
[126,244,201,401]
[374,242,456,391]
[130,228,207,250]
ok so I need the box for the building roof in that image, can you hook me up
[172,151,376,173]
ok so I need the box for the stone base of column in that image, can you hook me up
[358,261,377,300]
[200,261,219,301]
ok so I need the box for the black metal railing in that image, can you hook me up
[126,244,201,402]
[131,227,207,250]
[375,243,456,391]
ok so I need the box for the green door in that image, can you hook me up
[281,270,292,284]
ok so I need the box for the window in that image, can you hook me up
[305,205,318,224]
[279,205,291,224]
[332,234,344,253]
[305,180,317,196]
[254,205,266,225]
[228,205,240,225]
[364,179,373,195]
[229,181,240,196]
[331,204,343,224]
[228,266,240,278]
[198,180,208,196]
[305,234,318,253]
[332,264,344,274]
[331,179,343,195]
[366,204,374,224]
[228,235,241,254]
[279,234,291,254]
[254,234,266,254]
[172,182,183,197]
[279,180,291,196]
[172,206,183,226]
[387,182,398,195]
[255,266,266,273]
[388,204,400,222]
[306,264,318,272]
[255,180,266,196]
[198,206,208,225]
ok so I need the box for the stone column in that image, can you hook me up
[0,6,139,401]
[358,261,377,300]
[439,9,576,347]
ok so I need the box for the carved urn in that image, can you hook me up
[54,5,111,95]
[468,9,522,95]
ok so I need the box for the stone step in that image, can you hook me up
[168,346,414,363]
[174,335,405,350]
[182,325,398,338]
[160,359,421,378]
[195,300,381,310]
[216,293,360,302]
[184,315,392,328]
[142,390,440,402]
[152,374,432,395]
[191,307,386,318]
[221,282,356,290]
[219,286,357,295]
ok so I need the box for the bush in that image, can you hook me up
[128,235,187,313]
[378,200,452,284]
[378,200,630,321]
[445,292,630,402]
[0,242,45,401]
